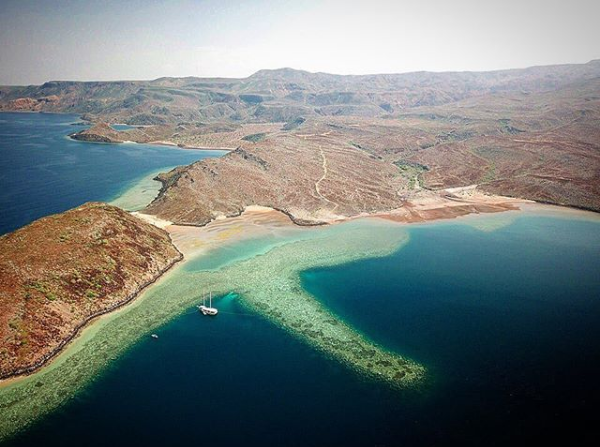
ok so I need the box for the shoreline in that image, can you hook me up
[145,187,535,229]
[8,107,598,215]
[145,140,235,151]
[67,133,235,152]
[0,239,184,385]
[0,110,230,151]
[2,189,597,387]
[0,206,294,388]
[0,110,231,153]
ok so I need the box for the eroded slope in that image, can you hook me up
[145,125,410,225]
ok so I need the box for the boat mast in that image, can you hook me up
[210,291,212,308]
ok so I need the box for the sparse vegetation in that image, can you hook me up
[241,132,267,142]
[86,290,98,299]
[282,116,306,131]
[0,202,182,378]
[394,161,430,190]
[481,163,497,183]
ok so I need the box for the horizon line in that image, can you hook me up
[1,58,599,87]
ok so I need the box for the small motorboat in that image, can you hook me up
[198,292,218,316]
[151,334,159,339]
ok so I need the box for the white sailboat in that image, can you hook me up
[198,291,218,316]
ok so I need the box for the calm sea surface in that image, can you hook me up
[1,113,600,446]
[0,112,223,234]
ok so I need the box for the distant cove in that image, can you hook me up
[0,112,226,234]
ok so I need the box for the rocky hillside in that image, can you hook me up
[144,74,600,223]
[145,128,409,225]
[69,122,126,143]
[0,203,181,378]
[3,61,599,218]
[2,61,599,124]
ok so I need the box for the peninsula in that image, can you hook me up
[0,203,181,379]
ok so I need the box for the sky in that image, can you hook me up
[0,0,599,85]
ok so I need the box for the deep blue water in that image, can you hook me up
[0,112,224,234]
[6,215,600,446]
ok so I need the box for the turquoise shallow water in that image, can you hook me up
[4,212,600,446]
[0,112,225,234]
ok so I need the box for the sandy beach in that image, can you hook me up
[147,140,236,151]
[142,188,529,260]
[138,205,301,259]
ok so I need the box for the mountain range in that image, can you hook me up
[2,61,599,220]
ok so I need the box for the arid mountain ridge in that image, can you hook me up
[2,61,600,124]
[2,61,600,221]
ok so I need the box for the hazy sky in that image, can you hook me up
[1,0,598,85]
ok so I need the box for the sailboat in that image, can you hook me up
[198,291,218,316]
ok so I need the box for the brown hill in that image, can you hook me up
[2,61,599,218]
[0,203,181,379]
[2,61,599,124]
[145,127,409,225]
[144,76,600,223]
